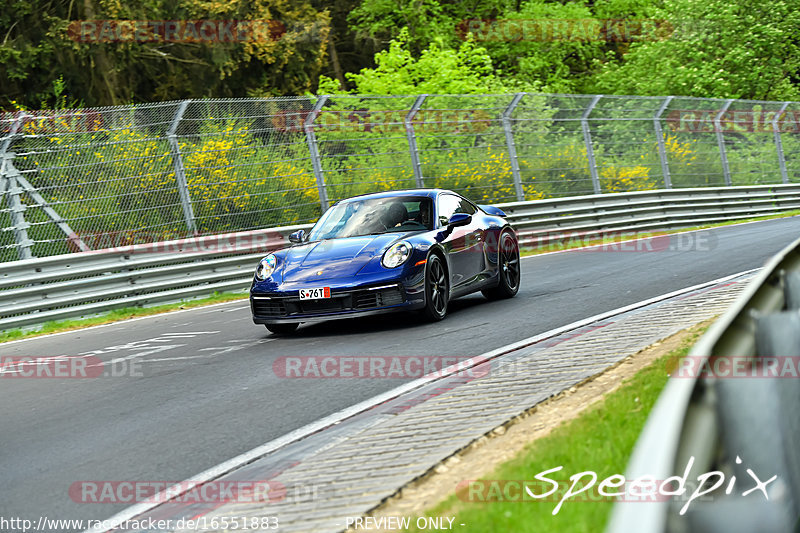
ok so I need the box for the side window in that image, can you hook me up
[405,198,433,229]
[437,194,462,227]
[458,198,477,215]
[437,195,477,226]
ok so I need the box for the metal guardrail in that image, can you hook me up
[0,224,309,331]
[2,185,799,332]
[607,234,800,533]
[500,183,800,247]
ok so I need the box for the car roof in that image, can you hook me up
[337,189,453,203]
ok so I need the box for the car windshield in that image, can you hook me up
[307,196,434,240]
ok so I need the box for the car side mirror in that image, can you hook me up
[447,213,472,228]
[288,230,305,244]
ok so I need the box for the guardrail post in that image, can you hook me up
[773,102,790,184]
[502,93,526,201]
[581,95,602,194]
[1,115,32,260]
[654,96,674,189]
[406,95,427,188]
[305,95,330,213]
[167,100,197,234]
[714,99,734,186]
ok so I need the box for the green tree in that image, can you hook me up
[473,0,607,93]
[590,0,800,99]
[309,0,380,91]
[1,0,332,109]
[348,0,511,54]
[322,29,513,95]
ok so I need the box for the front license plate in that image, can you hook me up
[299,287,331,300]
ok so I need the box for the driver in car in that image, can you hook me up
[379,201,409,229]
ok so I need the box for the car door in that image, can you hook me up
[454,196,486,283]
[436,193,485,288]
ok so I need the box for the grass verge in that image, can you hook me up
[0,290,248,344]
[405,326,706,533]
[521,209,800,256]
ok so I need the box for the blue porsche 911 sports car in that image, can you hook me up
[250,189,520,334]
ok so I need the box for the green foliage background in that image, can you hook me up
[3,0,800,108]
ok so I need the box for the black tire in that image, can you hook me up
[422,254,449,321]
[482,231,521,300]
[265,323,299,335]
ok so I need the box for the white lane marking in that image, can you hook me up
[140,356,210,363]
[159,331,221,337]
[75,332,219,362]
[197,338,274,356]
[198,346,246,355]
[163,331,221,335]
[0,300,246,346]
[95,345,186,367]
[139,338,274,364]
[520,215,800,259]
[85,267,757,533]
[199,305,250,314]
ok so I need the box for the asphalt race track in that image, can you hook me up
[1,217,799,528]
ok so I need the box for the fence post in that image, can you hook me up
[3,165,33,261]
[167,100,197,234]
[305,95,330,213]
[405,95,427,188]
[0,115,32,260]
[582,95,602,194]
[13,171,90,252]
[714,99,734,186]
[502,93,526,201]
[654,96,674,189]
[773,102,790,185]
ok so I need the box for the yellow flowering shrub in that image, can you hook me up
[664,135,697,164]
[599,165,655,192]
[324,166,410,202]
[182,121,253,231]
[429,146,539,203]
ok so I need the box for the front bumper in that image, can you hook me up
[251,282,425,324]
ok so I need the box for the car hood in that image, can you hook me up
[282,233,411,283]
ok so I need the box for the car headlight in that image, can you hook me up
[255,254,277,281]
[382,241,412,269]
